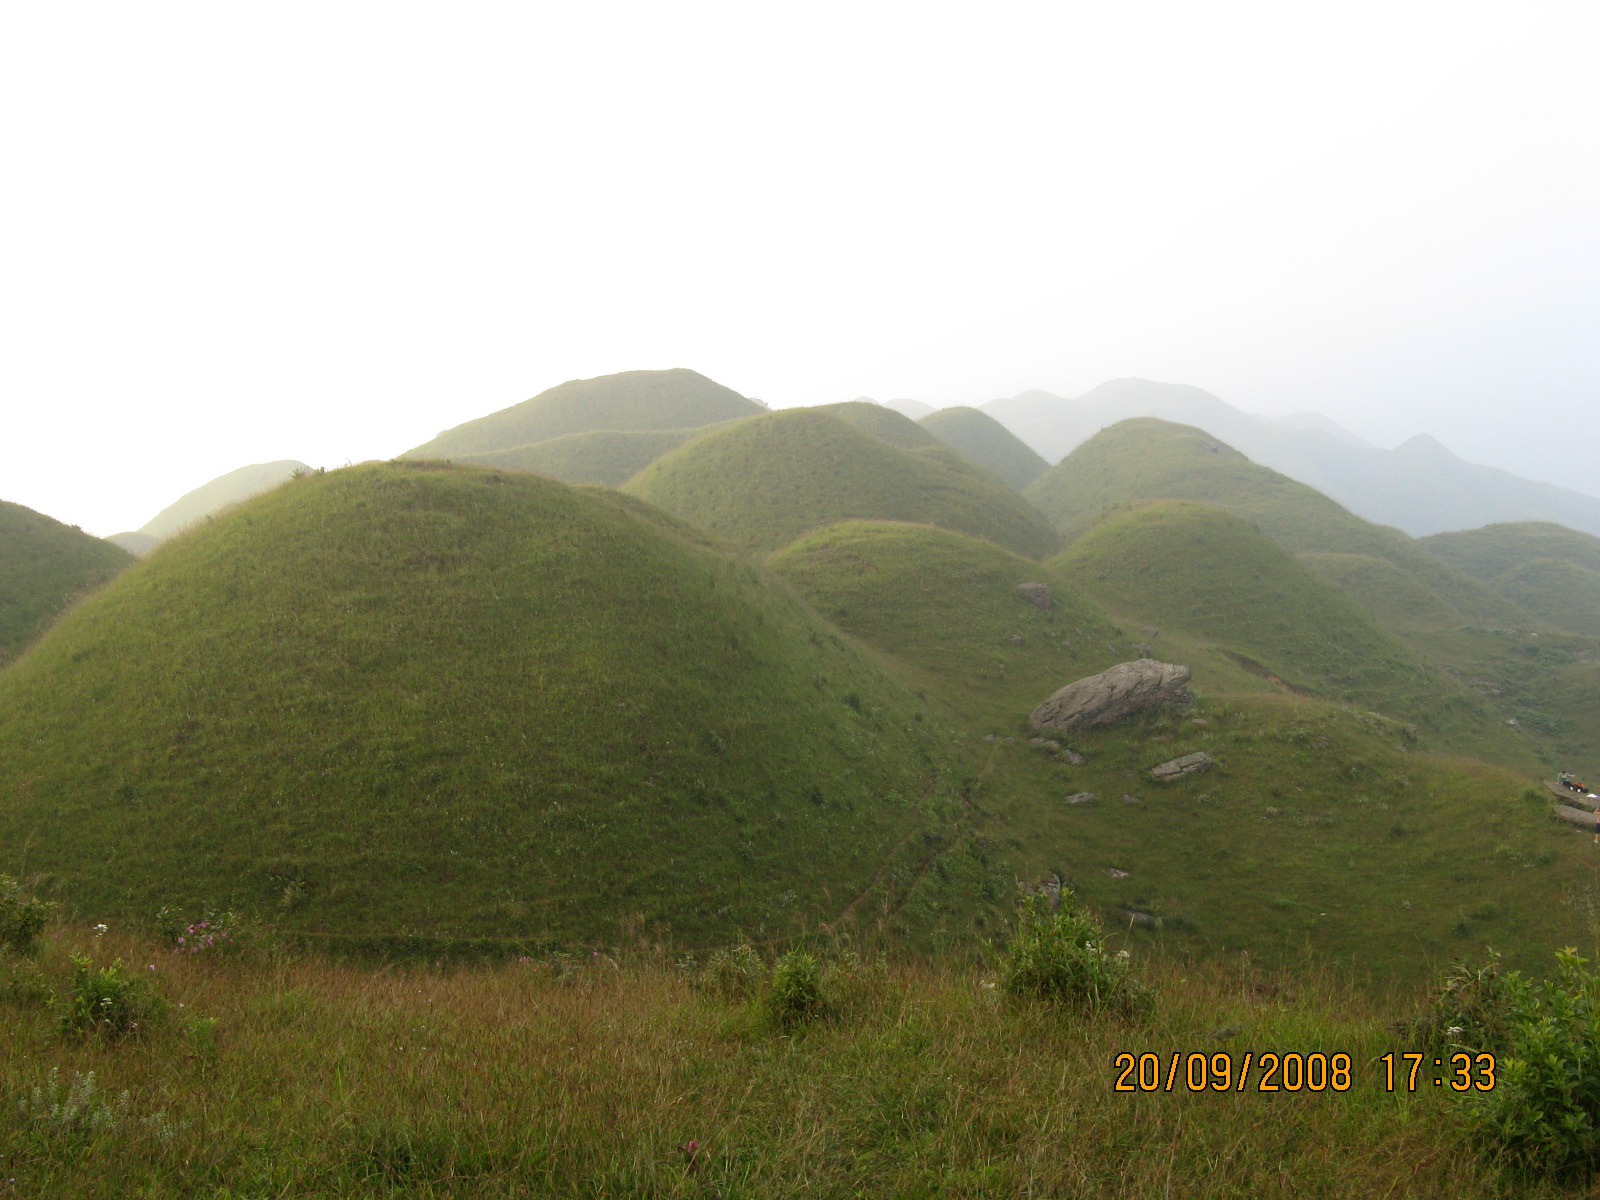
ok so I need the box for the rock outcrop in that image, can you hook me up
[1016,582,1053,609]
[1028,660,1193,733]
[1149,751,1213,781]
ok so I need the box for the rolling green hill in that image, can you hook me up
[811,400,943,451]
[919,406,1051,490]
[0,462,958,945]
[1421,521,1600,580]
[407,368,763,459]
[1026,418,1526,630]
[624,408,1063,558]
[0,500,133,666]
[1048,501,1516,756]
[454,425,726,487]
[1419,522,1600,638]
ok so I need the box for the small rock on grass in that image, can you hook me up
[1066,792,1097,805]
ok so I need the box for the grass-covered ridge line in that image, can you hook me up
[407,368,762,459]
[919,405,1050,490]
[0,462,959,944]
[625,408,1062,558]
[0,499,133,667]
[1421,521,1600,638]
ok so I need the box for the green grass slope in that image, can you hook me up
[408,368,762,459]
[1421,520,1600,580]
[0,462,957,945]
[1489,558,1600,638]
[454,425,724,487]
[967,695,1590,984]
[919,405,1051,490]
[624,408,1063,558]
[1049,501,1518,757]
[811,400,943,451]
[1026,418,1525,629]
[768,520,1140,724]
[136,460,311,543]
[0,500,133,667]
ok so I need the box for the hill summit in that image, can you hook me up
[407,368,763,459]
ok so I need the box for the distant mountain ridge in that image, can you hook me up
[974,378,1600,539]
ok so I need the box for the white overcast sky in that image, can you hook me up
[3,1,1596,536]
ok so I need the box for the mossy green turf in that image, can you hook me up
[1050,501,1521,760]
[625,408,1062,558]
[0,463,959,945]
[918,405,1050,490]
[1026,418,1525,629]
[0,499,132,667]
[454,425,728,487]
[406,368,763,459]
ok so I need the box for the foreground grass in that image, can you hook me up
[1,926,1577,1198]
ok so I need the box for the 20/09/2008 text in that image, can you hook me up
[1112,1052,1498,1092]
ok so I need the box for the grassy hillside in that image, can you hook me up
[455,425,724,487]
[0,499,133,666]
[136,460,310,543]
[1422,520,1600,580]
[625,409,1062,558]
[0,462,958,945]
[768,520,1133,725]
[919,406,1050,490]
[408,368,762,459]
[1026,418,1524,629]
[1049,501,1516,756]
[811,400,943,451]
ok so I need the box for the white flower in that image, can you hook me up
[1447,1026,1464,1035]
[91,924,107,938]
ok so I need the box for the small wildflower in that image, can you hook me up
[92,923,107,938]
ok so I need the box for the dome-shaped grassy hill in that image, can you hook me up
[625,408,1062,558]
[1,500,133,666]
[1028,418,1525,629]
[918,406,1050,490]
[0,463,955,945]
[408,368,763,459]
[1051,500,1517,754]
[768,520,1129,722]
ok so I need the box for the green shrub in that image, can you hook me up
[699,943,766,1001]
[1436,948,1600,1172]
[999,891,1152,1019]
[52,954,167,1038]
[763,949,824,1029]
[0,873,54,952]
[154,904,253,955]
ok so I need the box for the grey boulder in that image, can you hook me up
[1028,660,1193,733]
[1149,751,1213,781]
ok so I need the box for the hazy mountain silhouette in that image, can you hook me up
[979,379,1600,538]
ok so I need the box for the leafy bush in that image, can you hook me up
[52,954,167,1038]
[999,891,1152,1018]
[0,873,55,952]
[762,949,824,1029]
[1433,948,1600,1172]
